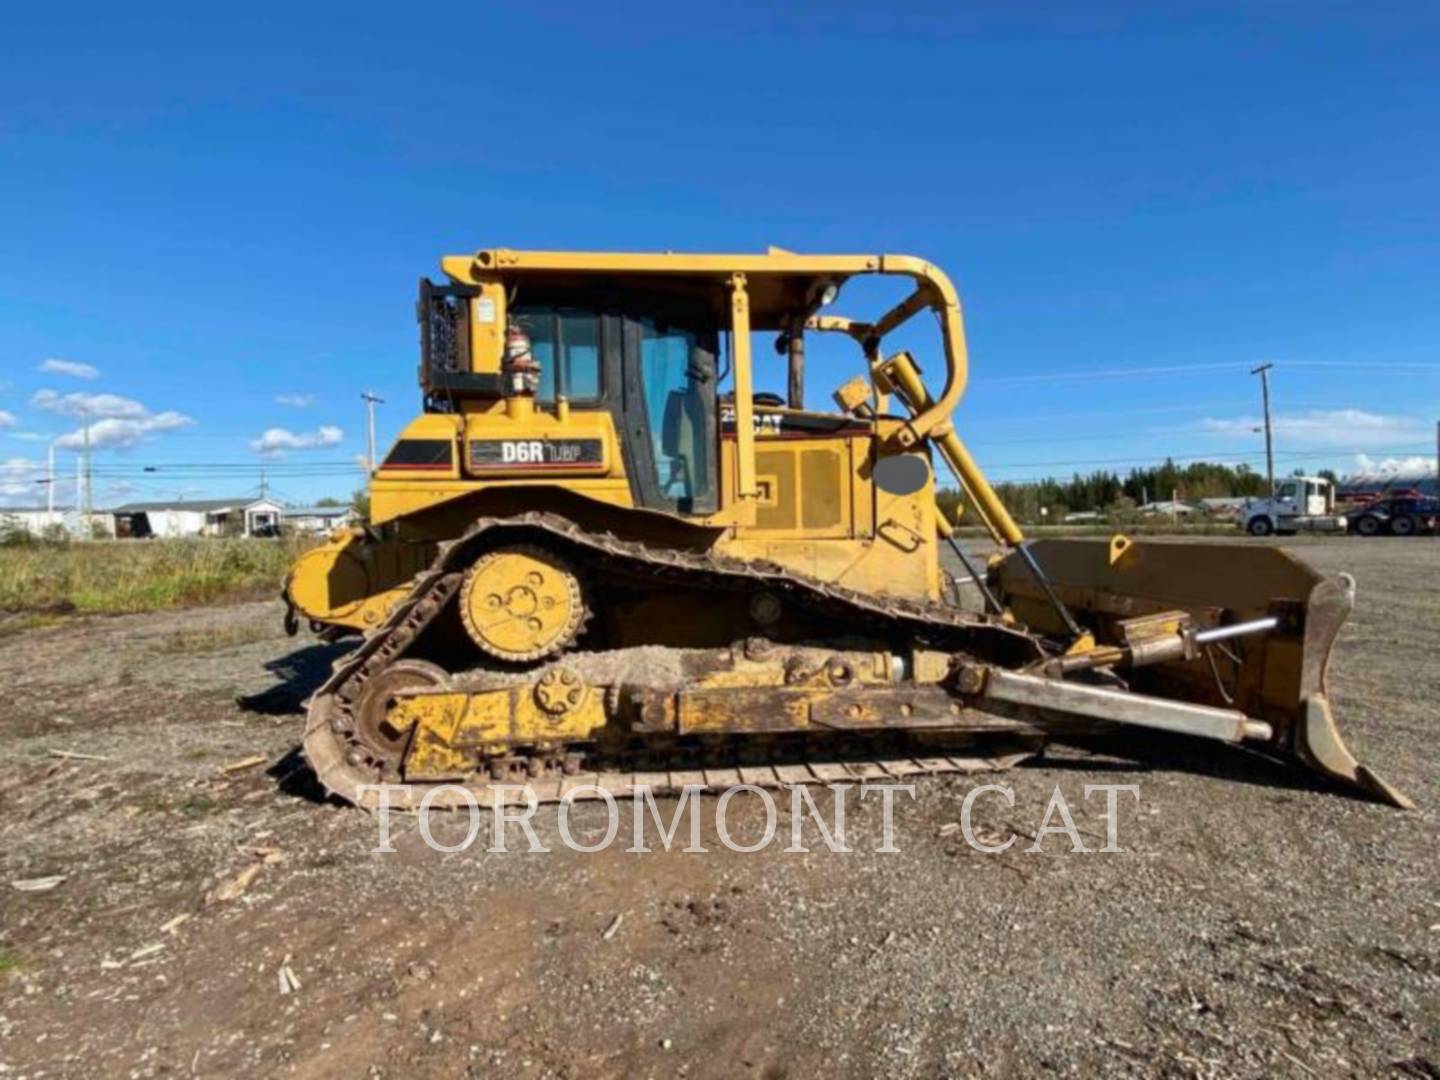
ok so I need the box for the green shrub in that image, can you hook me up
[0,536,315,615]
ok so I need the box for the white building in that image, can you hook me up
[1138,499,1199,517]
[282,505,355,534]
[1198,496,1247,519]
[111,498,284,539]
[0,506,116,538]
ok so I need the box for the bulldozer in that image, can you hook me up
[284,247,1410,811]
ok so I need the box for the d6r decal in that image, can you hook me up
[468,438,605,472]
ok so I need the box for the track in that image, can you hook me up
[303,512,1050,810]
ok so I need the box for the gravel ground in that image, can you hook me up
[0,536,1435,1078]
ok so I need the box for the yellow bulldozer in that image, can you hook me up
[283,247,1409,811]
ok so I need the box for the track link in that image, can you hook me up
[303,512,1049,810]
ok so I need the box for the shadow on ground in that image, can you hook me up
[237,641,351,716]
[267,746,339,806]
[1045,728,1385,807]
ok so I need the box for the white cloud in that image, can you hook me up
[30,389,195,451]
[0,410,15,428]
[54,412,194,451]
[1352,454,1436,477]
[0,458,46,507]
[1199,409,1423,448]
[31,389,149,419]
[276,394,314,408]
[249,425,344,458]
[1,458,41,480]
[38,358,100,380]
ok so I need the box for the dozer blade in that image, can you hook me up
[990,537,1412,808]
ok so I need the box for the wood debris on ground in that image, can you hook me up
[277,956,302,995]
[238,844,286,864]
[11,875,66,893]
[47,749,109,762]
[206,863,262,905]
[219,754,268,774]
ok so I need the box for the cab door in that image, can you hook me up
[1274,479,1299,523]
[618,313,719,516]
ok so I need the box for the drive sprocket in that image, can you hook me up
[457,544,586,663]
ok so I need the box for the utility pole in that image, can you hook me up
[1251,363,1275,497]
[361,391,385,474]
[79,407,94,525]
[46,442,56,525]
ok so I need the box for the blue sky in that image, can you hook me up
[2,2,1438,507]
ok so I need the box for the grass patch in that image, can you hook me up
[129,790,174,814]
[127,790,227,816]
[178,793,224,817]
[0,612,66,638]
[0,947,23,975]
[161,622,276,655]
[0,536,315,616]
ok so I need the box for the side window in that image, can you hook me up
[639,319,714,513]
[512,307,602,404]
[559,313,600,400]
[1277,481,1297,499]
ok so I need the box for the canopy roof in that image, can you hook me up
[441,248,950,331]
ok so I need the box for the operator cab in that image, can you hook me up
[416,270,870,519]
[396,249,1017,587]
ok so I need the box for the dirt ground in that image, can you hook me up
[0,536,1436,1078]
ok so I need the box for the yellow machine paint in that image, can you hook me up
[286,247,1409,810]
[290,250,983,628]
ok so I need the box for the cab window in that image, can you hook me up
[639,319,715,513]
[1277,481,1297,499]
[512,308,601,404]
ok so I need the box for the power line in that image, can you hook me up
[83,459,360,469]
[957,399,1260,426]
[86,463,363,475]
[968,358,1440,387]
[1282,362,1440,371]
[973,362,1254,386]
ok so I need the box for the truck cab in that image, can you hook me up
[1241,476,1346,536]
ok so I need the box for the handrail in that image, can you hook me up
[878,255,968,447]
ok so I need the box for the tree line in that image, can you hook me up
[936,460,1337,524]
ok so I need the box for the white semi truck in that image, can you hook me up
[1241,476,1347,536]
